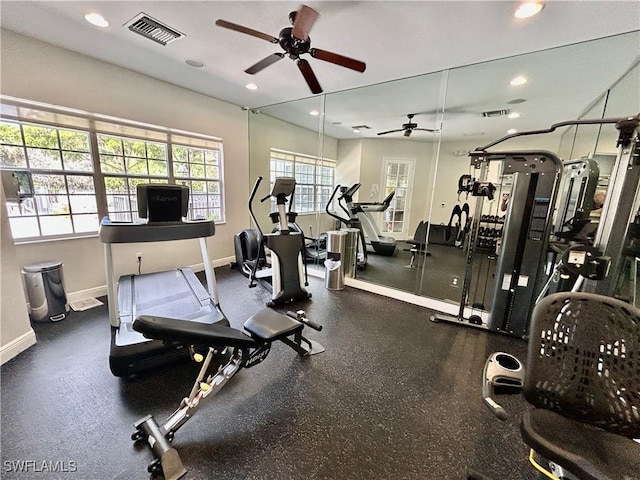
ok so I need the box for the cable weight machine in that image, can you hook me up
[583,116,640,303]
[432,114,640,338]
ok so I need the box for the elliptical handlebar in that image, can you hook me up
[326,184,347,225]
[248,177,264,237]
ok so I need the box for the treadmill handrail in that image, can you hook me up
[354,190,395,207]
[341,183,361,199]
[99,218,215,244]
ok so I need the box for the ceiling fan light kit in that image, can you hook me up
[215,4,366,94]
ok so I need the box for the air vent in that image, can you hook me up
[482,109,510,118]
[351,125,371,130]
[125,13,185,46]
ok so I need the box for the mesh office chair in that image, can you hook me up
[520,292,640,480]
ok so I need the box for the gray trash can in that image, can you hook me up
[22,261,69,322]
[341,228,360,279]
[324,230,346,290]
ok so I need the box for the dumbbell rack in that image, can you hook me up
[476,214,505,255]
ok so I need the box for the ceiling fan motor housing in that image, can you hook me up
[279,27,311,59]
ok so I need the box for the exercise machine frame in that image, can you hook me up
[246,176,311,306]
[432,115,639,337]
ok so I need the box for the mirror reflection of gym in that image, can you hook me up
[247,31,640,312]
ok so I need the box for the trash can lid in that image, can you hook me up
[23,261,63,273]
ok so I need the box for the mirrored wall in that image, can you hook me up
[248,30,640,306]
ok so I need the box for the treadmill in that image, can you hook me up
[343,183,397,256]
[99,184,229,377]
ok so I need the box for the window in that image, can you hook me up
[1,121,98,239]
[269,149,335,214]
[99,134,169,222]
[0,98,225,241]
[173,145,223,221]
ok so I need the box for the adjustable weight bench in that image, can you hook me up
[131,308,324,480]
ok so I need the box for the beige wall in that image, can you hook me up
[1,182,35,359]
[0,29,250,360]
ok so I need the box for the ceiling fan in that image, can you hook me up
[215,5,366,95]
[377,114,437,137]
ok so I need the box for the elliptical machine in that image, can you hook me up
[326,184,367,268]
[233,177,311,307]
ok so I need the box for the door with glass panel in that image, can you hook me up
[381,158,415,237]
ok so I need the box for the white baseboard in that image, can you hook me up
[344,277,460,315]
[1,329,37,365]
[211,255,236,268]
[67,286,107,304]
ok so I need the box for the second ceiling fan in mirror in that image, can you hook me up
[216,4,366,94]
[377,114,438,137]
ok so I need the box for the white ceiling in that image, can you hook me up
[1,1,639,142]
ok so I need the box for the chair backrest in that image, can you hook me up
[412,221,428,245]
[524,292,640,439]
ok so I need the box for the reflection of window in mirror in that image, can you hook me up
[269,149,336,214]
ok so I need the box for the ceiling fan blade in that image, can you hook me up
[377,129,404,136]
[404,130,412,137]
[292,5,319,41]
[310,48,366,72]
[245,53,285,74]
[215,19,278,43]
[297,59,322,94]
[413,128,437,133]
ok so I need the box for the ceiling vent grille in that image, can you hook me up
[482,109,510,118]
[125,13,185,46]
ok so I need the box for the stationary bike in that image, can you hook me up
[131,308,324,480]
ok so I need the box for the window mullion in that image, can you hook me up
[89,130,109,219]
[167,139,175,183]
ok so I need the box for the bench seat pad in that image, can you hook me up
[133,315,258,349]
[244,309,303,341]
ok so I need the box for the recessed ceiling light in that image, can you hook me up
[245,83,258,90]
[510,75,529,86]
[185,58,206,68]
[309,110,320,116]
[84,12,109,28]
[507,128,518,134]
[514,2,545,19]
[507,112,521,119]
[352,128,361,134]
